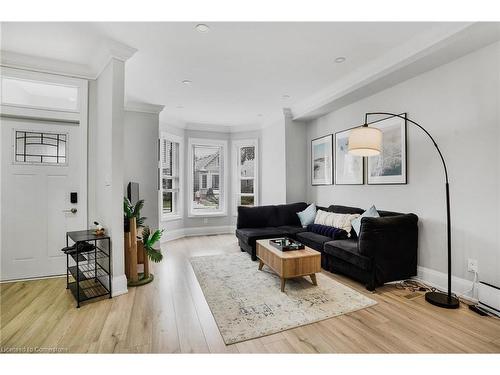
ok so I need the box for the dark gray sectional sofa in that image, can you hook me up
[235,202,418,291]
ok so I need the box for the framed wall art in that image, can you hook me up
[311,134,333,185]
[335,127,364,185]
[367,113,407,185]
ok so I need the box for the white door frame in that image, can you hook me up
[0,67,88,281]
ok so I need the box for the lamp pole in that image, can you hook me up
[364,112,459,309]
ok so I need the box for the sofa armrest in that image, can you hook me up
[358,214,418,282]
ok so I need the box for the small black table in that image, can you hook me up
[64,230,112,307]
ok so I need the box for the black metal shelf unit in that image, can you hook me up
[64,230,112,308]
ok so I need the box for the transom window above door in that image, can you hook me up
[1,77,79,112]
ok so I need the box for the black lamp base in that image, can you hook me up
[425,291,460,309]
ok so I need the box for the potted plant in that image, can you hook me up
[123,197,146,232]
[140,227,164,279]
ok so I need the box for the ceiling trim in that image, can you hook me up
[0,38,137,80]
[0,50,95,79]
[125,100,165,114]
[292,22,500,122]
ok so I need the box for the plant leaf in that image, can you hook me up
[132,199,144,217]
[142,226,150,244]
[148,229,163,246]
[123,197,133,218]
[144,247,163,263]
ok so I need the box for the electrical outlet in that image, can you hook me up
[203,218,208,224]
[467,258,478,272]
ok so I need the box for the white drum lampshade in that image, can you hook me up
[348,126,382,156]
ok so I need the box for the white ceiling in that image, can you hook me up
[1,22,472,127]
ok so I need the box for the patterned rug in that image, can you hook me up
[190,253,377,345]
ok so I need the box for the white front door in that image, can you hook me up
[1,118,87,280]
[0,67,88,281]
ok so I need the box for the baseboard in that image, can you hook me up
[414,266,477,302]
[111,274,128,297]
[162,225,235,243]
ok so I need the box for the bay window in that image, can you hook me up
[160,133,183,220]
[233,139,258,213]
[188,138,227,216]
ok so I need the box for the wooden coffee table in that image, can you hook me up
[256,239,321,292]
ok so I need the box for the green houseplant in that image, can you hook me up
[142,227,164,263]
[123,197,146,231]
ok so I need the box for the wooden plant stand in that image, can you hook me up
[124,217,154,287]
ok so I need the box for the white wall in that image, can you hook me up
[261,119,287,205]
[284,109,307,203]
[89,58,127,296]
[305,42,500,287]
[123,110,159,231]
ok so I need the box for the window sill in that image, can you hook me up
[161,214,183,222]
[188,211,227,218]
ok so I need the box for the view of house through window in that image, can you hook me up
[192,144,223,212]
[236,143,257,207]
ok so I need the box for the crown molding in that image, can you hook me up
[0,50,95,79]
[91,39,138,78]
[1,38,137,80]
[125,100,165,114]
[292,22,500,122]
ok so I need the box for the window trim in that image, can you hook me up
[0,67,83,120]
[232,139,259,215]
[188,137,228,217]
[160,132,183,222]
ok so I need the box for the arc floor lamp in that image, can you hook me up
[348,112,459,309]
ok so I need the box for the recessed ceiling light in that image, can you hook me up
[335,56,346,63]
[182,79,192,85]
[176,105,184,109]
[282,94,290,99]
[195,24,210,33]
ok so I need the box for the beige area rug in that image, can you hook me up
[190,253,377,345]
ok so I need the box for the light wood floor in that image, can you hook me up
[1,234,499,353]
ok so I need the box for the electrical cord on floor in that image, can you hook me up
[395,279,437,293]
[396,279,472,307]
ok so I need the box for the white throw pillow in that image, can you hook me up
[314,210,360,237]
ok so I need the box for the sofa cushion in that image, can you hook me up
[328,205,364,215]
[306,224,349,240]
[277,225,308,236]
[269,202,308,227]
[235,227,289,246]
[237,205,277,228]
[296,231,332,251]
[324,239,372,270]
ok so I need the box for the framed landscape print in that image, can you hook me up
[335,128,364,185]
[367,114,407,184]
[311,134,333,185]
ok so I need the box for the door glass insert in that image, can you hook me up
[15,131,67,164]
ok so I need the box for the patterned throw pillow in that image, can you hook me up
[314,210,360,237]
[307,224,349,239]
